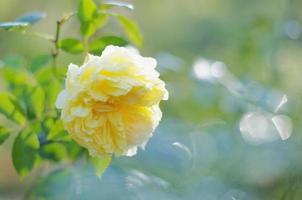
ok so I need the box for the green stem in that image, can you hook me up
[51,20,61,75]
[83,36,89,62]
[51,12,77,76]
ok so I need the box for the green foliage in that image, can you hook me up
[59,38,84,54]
[78,0,97,22]
[116,15,143,46]
[77,0,141,46]
[0,92,25,124]
[89,155,112,176]
[35,66,65,110]
[9,97,27,118]
[12,127,40,178]
[81,14,108,37]
[78,0,108,37]
[65,141,84,160]
[39,143,67,162]
[30,86,45,118]
[0,127,10,145]
[90,36,128,54]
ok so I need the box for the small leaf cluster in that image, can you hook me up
[0,56,83,179]
[60,0,142,55]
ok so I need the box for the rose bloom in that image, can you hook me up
[56,45,168,156]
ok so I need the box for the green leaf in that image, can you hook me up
[116,15,143,46]
[66,141,84,160]
[30,86,45,118]
[29,54,51,72]
[78,0,109,37]
[90,35,128,54]
[35,65,66,85]
[26,132,40,150]
[0,92,25,124]
[101,1,134,10]
[0,127,10,145]
[93,13,109,31]
[34,67,65,112]
[34,169,74,198]
[78,0,97,22]
[9,97,27,117]
[80,22,94,37]
[59,38,84,54]
[0,92,15,118]
[39,143,66,162]
[46,79,61,109]
[40,79,61,111]
[47,120,69,141]
[80,13,109,37]
[17,85,45,120]
[12,129,39,178]
[0,22,29,31]
[1,72,25,93]
[16,12,46,25]
[89,155,112,176]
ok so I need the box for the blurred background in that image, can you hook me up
[1,0,302,199]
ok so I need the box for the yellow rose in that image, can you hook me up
[56,45,168,156]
